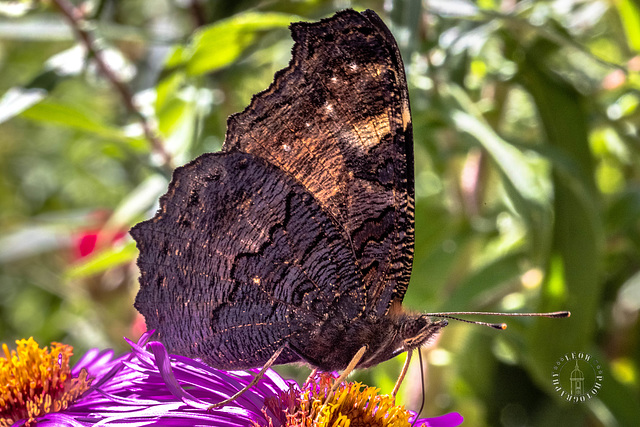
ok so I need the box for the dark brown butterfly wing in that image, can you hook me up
[132,151,365,369]
[132,9,415,370]
[223,9,415,316]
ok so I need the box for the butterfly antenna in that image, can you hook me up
[422,311,570,330]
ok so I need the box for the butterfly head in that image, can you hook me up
[356,310,448,369]
[399,314,448,350]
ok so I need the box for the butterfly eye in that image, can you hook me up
[400,316,447,350]
[399,315,428,339]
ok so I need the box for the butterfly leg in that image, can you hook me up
[311,345,367,424]
[322,345,368,405]
[208,344,286,409]
[314,345,367,425]
[391,349,412,397]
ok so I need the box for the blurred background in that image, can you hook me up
[0,0,638,425]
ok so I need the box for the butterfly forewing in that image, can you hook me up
[223,10,415,317]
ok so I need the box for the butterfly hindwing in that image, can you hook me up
[132,151,366,369]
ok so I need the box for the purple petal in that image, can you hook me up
[148,341,211,410]
[415,412,464,427]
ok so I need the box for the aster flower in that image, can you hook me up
[0,333,462,426]
[0,338,93,426]
[0,332,289,426]
[0,336,133,426]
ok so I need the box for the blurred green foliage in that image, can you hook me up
[1,0,638,426]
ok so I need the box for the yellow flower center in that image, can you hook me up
[0,338,92,427]
[283,373,413,427]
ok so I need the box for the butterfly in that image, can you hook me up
[131,8,568,404]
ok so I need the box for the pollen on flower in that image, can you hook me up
[0,338,92,427]
[262,373,413,427]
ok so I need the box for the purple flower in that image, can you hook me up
[1,333,462,426]
[34,331,292,426]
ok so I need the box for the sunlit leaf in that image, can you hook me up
[172,12,301,76]
[0,64,75,124]
[156,83,213,163]
[616,0,640,51]
[66,240,138,279]
[20,100,131,140]
[156,71,186,113]
[449,108,546,204]
[0,86,47,124]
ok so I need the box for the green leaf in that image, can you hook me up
[0,87,47,124]
[66,240,138,279]
[443,251,526,310]
[156,71,186,113]
[0,67,73,124]
[158,94,190,137]
[616,0,640,51]
[446,84,553,260]
[20,100,131,140]
[164,45,186,69]
[448,85,549,206]
[155,80,207,162]
[173,12,302,76]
